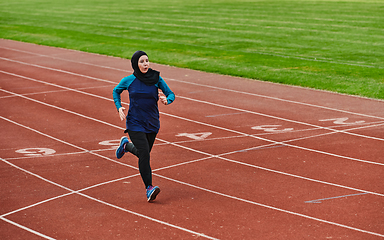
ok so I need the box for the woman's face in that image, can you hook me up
[138,55,149,74]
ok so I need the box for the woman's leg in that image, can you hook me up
[127,130,157,188]
[146,132,157,153]
[124,139,139,157]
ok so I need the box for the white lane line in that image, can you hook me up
[0,89,384,200]
[0,57,114,84]
[1,52,383,121]
[0,172,139,218]
[76,192,219,239]
[0,88,122,130]
[0,157,218,239]
[178,95,384,142]
[161,110,384,166]
[0,116,135,171]
[2,78,384,168]
[155,174,384,238]
[1,57,384,144]
[1,138,215,218]
[168,79,383,119]
[2,40,384,239]
[0,216,56,240]
[6,120,384,183]
[2,62,384,181]
[1,121,383,239]
[0,70,114,102]
[2,68,384,163]
[1,56,383,140]
[3,66,383,146]
[0,85,112,100]
[4,150,89,161]
[2,78,384,192]
[305,193,370,204]
[0,45,127,71]
[155,136,384,198]
[206,112,244,117]
[0,145,217,239]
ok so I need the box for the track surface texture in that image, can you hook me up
[1,39,383,239]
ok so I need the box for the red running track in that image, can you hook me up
[0,39,384,239]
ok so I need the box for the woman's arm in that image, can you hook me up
[112,75,135,120]
[157,77,175,105]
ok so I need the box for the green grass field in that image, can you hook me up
[1,0,383,99]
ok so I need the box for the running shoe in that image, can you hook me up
[116,137,129,159]
[146,186,160,202]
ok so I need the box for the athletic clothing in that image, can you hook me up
[127,130,157,188]
[113,73,174,189]
[113,74,175,133]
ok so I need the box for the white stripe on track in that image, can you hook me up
[177,95,384,142]
[76,192,219,239]
[2,86,384,196]
[169,80,384,120]
[2,71,384,180]
[1,50,381,236]
[0,140,217,240]
[2,65,383,146]
[160,110,384,166]
[2,72,384,167]
[155,174,384,238]
[1,65,383,145]
[0,216,56,240]
[1,49,383,118]
[1,118,383,238]
[2,46,384,116]
[0,56,115,83]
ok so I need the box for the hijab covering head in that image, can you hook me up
[131,51,159,86]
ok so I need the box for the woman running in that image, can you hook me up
[113,50,175,202]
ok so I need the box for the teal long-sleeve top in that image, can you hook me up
[113,74,175,133]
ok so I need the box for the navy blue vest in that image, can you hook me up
[127,78,160,133]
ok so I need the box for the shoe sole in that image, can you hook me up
[147,187,160,202]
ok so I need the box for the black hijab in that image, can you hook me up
[131,51,159,86]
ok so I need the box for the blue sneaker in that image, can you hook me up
[146,186,160,202]
[116,137,129,159]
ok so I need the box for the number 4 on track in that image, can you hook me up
[176,132,212,140]
[319,117,365,125]
[252,125,293,133]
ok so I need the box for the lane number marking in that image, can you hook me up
[15,148,56,157]
[252,125,294,133]
[319,117,365,125]
[99,139,121,149]
[176,132,212,140]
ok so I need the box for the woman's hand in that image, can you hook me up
[159,92,168,105]
[118,107,126,121]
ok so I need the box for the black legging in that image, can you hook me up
[126,130,157,189]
